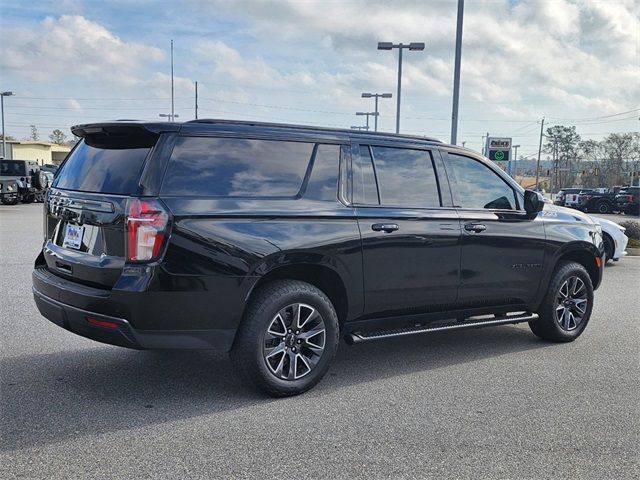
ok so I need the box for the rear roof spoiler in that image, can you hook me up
[71,121,181,138]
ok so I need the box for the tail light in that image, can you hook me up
[630,195,635,203]
[126,198,170,262]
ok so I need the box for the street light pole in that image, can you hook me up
[1,91,13,159]
[356,112,378,131]
[159,113,179,122]
[170,39,175,123]
[377,42,425,134]
[361,93,392,132]
[450,0,465,145]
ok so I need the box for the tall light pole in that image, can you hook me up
[361,92,392,132]
[170,39,175,123]
[356,111,378,131]
[377,42,425,134]
[1,91,13,159]
[450,0,465,145]
[159,113,179,122]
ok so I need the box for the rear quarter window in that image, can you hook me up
[161,137,315,197]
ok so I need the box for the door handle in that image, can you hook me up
[371,223,399,233]
[464,223,487,233]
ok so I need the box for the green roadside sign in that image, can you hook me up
[489,149,510,161]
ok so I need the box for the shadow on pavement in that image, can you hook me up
[1,324,546,452]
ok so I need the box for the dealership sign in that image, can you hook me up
[487,137,511,161]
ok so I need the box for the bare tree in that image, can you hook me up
[544,125,581,190]
[601,133,635,186]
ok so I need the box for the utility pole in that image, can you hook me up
[512,144,520,181]
[534,117,545,190]
[450,0,465,145]
[195,81,198,119]
[170,39,175,122]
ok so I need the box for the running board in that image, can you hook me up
[344,312,539,345]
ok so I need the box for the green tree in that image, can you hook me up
[49,129,67,145]
[29,124,39,141]
[0,134,15,141]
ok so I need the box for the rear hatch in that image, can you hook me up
[42,124,167,289]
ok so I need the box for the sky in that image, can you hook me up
[1,0,638,160]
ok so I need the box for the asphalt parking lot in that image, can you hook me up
[2,203,639,479]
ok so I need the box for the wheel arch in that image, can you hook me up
[242,263,351,328]
[554,244,601,290]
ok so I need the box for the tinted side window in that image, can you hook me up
[352,145,379,205]
[162,137,314,197]
[53,140,151,194]
[304,144,340,201]
[447,153,516,210]
[370,146,440,208]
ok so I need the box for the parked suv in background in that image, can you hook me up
[615,186,640,215]
[0,159,49,203]
[554,188,583,207]
[33,120,604,396]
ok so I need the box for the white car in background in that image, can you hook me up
[592,216,628,263]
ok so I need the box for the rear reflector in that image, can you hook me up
[595,256,602,268]
[86,317,119,330]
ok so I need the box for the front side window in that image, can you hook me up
[447,153,517,210]
[369,146,440,208]
[162,137,314,197]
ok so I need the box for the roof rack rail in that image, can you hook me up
[185,118,443,144]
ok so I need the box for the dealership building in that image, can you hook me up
[2,140,71,165]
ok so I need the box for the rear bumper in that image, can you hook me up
[32,268,236,351]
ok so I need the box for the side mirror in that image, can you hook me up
[524,189,544,215]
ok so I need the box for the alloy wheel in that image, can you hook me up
[263,303,326,380]
[555,276,588,331]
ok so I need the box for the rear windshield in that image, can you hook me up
[53,140,151,194]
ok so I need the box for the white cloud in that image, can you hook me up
[1,15,164,85]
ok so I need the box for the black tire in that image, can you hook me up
[603,234,614,264]
[529,261,594,343]
[31,170,46,190]
[595,201,610,214]
[231,280,340,397]
[1,196,19,205]
[21,194,35,204]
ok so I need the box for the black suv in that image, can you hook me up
[615,186,639,215]
[33,120,604,396]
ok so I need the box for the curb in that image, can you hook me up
[625,247,640,257]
